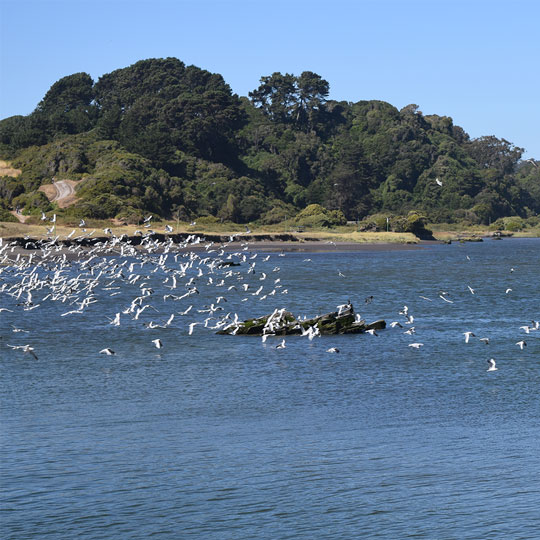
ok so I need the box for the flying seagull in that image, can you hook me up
[7,344,38,360]
[487,358,498,371]
[99,348,116,355]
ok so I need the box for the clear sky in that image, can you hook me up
[1,0,538,157]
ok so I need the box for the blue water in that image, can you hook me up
[1,238,540,539]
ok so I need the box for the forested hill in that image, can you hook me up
[1,57,539,226]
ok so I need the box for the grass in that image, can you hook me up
[2,217,538,243]
[0,219,417,244]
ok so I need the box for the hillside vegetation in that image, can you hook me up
[1,57,539,231]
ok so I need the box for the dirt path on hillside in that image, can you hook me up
[39,179,80,208]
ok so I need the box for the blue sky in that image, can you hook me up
[1,0,538,157]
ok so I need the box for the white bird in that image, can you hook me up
[390,321,403,328]
[479,337,490,345]
[99,348,116,355]
[516,341,527,350]
[152,339,163,349]
[7,344,38,359]
[276,339,286,349]
[520,326,530,334]
[463,331,475,344]
[188,322,200,335]
[487,358,497,371]
[326,347,340,353]
[467,285,475,295]
[435,177,443,186]
[408,343,424,349]
[165,225,173,233]
[506,288,512,294]
[366,329,378,336]
[261,333,275,343]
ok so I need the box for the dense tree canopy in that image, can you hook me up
[0,57,537,225]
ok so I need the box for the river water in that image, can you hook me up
[1,238,539,538]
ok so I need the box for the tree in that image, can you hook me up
[248,72,297,123]
[249,71,329,131]
[467,136,523,175]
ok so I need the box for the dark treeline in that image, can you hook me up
[1,57,539,226]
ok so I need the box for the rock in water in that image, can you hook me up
[217,304,385,336]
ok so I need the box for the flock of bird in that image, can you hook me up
[1,218,538,371]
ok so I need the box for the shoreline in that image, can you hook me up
[2,230,533,261]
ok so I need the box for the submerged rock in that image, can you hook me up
[217,304,386,336]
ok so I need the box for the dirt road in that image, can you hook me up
[52,180,75,201]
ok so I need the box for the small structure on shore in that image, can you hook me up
[217,303,385,336]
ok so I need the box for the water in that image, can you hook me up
[1,238,540,539]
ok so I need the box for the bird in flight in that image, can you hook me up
[487,358,498,371]
[7,344,38,360]
[99,348,116,355]
[516,341,527,350]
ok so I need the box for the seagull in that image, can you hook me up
[326,347,340,353]
[479,337,490,345]
[487,358,497,371]
[408,343,424,349]
[7,344,38,359]
[467,285,475,295]
[11,325,29,333]
[463,331,476,343]
[505,288,512,294]
[390,321,403,328]
[276,339,286,349]
[152,339,163,349]
[165,225,173,233]
[519,325,531,334]
[516,340,527,350]
[435,178,443,186]
[261,333,275,343]
[99,348,116,355]
[366,329,378,336]
[188,322,200,335]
